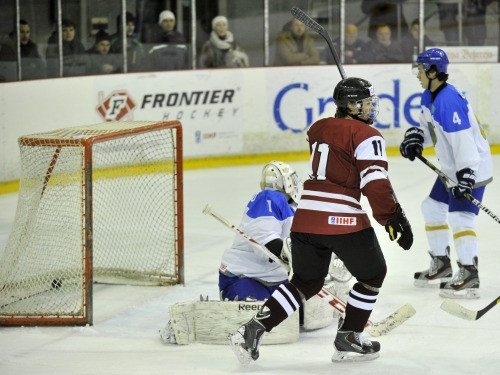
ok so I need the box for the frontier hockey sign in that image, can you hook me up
[96,90,136,121]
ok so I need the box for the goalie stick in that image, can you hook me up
[416,155,500,224]
[440,296,500,321]
[202,204,416,336]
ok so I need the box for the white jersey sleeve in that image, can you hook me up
[219,189,294,283]
[419,84,493,186]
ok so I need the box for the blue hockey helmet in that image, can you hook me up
[415,48,449,73]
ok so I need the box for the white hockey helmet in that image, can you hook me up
[260,161,301,204]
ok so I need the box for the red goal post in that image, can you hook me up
[0,121,183,326]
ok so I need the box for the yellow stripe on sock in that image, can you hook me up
[453,230,477,239]
[425,224,449,231]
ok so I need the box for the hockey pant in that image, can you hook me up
[258,228,386,333]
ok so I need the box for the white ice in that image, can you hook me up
[1,156,499,375]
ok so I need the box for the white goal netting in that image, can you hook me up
[0,121,183,325]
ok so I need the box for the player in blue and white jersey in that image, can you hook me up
[218,161,300,301]
[400,48,493,299]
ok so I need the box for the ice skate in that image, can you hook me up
[439,257,479,299]
[332,327,380,362]
[228,315,266,365]
[414,247,452,288]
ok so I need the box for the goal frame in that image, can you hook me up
[0,121,183,326]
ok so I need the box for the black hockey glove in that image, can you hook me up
[400,127,424,161]
[451,168,475,200]
[266,237,292,266]
[385,206,413,250]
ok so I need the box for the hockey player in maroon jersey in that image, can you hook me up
[229,77,413,364]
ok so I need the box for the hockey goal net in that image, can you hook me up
[0,121,183,326]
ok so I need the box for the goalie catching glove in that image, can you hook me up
[385,206,413,250]
[280,237,292,265]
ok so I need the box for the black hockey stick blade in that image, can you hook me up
[291,6,324,34]
[290,7,346,79]
[440,296,500,320]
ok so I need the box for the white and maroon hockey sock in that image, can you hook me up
[342,282,379,332]
[257,283,302,332]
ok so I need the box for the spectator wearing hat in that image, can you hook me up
[147,10,186,44]
[87,30,122,74]
[146,10,189,71]
[110,11,145,71]
[199,15,249,68]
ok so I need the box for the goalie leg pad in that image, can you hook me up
[328,256,352,283]
[165,301,197,345]
[166,300,299,345]
[302,294,335,330]
[302,278,350,330]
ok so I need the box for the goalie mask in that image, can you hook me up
[260,161,301,204]
[333,77,379,125]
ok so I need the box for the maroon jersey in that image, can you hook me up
[291,117,399,235]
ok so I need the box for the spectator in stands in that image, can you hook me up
[274,18,319,66]
[147,10,186,44]
[0,19,46,80]
[368,23,405,63]
[46,19,88,77]
[110,12,145,72]
[436,1,460,46]
[199,15,249,68]
[361,0,409,42]
[87,30,122,75]
[462,0,491,46]
[401,19,434,62]
[328,23,368,64]
[436,0,492,46]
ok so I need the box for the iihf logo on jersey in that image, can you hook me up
[328,216,357,226]
[96,90,136,121]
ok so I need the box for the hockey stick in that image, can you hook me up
[202,204,416,336]
[416,155,500,224]
[291,6,346,80]
[440,296,500,320]
[202,204,290,271]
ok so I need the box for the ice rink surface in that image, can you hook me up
[1,155,499,375]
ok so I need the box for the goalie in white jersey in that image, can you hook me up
[219,161,350,308]
[218,161,299,301]
[400,48,493,299]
